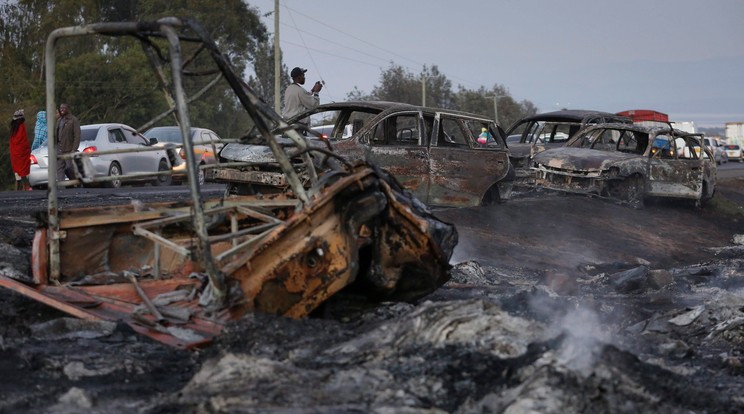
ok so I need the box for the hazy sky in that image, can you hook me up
[247,0,743,128]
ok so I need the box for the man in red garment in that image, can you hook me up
[9,109,31,190]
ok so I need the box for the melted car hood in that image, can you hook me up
[533,147,641,171]
[220,138,328,164]
[221,142,277,163]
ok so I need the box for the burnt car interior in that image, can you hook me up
[576,127,705,161]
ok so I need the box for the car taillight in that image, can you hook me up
[82,146,98,155]
[30,154,38,165]
[320,134,329,140]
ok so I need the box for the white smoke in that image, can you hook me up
[555,307,610,375]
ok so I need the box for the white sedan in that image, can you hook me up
[29,123,176,188]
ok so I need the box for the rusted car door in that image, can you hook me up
[362,111,431,203]
[646,134,705,199]
[428,114,510,206]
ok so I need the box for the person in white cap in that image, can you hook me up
[282,67,323,134]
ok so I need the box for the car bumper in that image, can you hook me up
[29,158,111,187]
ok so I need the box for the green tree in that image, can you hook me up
[367,63,453,107]
[353,62,537,129]
[0,0,275,190]
[245,34,290,109]
[454,84,537,129]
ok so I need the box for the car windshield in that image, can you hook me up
[299,109,378,140]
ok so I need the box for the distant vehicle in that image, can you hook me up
[217,100,514,207]
[310,124,353,140]
[725,144,742,162]
[29,123,175,189]
[532,123,716,208]
[703,137,728,165]
[143,126,223,185]
[504,110,632,183]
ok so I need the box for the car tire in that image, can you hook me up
[153,159,172,186]
[624,175,645,209]
[197,163,205,186]
[105,162,122,188]
[480,185,501,206]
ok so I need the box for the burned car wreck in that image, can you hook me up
[0,18,457,348]
[505,109,632,186]
[532,123,717,207]
[214,101,515,207]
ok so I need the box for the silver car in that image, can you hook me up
[29,123,175,188]
[144,126,223,185]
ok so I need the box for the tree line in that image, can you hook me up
[0,0,536,190]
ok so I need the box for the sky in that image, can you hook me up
[246,0,744,129]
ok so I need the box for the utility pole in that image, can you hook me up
[273,0,281,113]
[421,74,426,106]
[492,95,503,124]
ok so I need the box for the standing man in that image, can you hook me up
[282,67,323,133]
[56,103,81,182]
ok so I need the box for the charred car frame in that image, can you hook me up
[505,109,632,185]
[532,123,716,208]
[215,101,515,207]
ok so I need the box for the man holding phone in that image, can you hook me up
[282,67,323,134]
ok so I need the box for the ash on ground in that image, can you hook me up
[2,181,744,413]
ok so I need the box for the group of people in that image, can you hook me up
[7,67,315,191]
[8,103,80,190]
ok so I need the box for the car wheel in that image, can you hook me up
[197,163,205,186]
[480,185,501,206]
[153,159,172,186]
[697,182,715,208]
[623,175,645,209]
[105,162,122,188]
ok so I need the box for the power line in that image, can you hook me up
[281,40,383,68]
[275,3,485,91]
[280,4,423,69]
[280,25,394,67]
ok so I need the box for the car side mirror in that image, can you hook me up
[149,138,158,145]
[361,133,371,145]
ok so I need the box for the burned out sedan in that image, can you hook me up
[504,110,632,183]
[217,101,514,207]
[531,123,716,208]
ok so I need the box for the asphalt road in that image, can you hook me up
[0,182,227,203]
[1,160,742,203]
[716,158,744,178]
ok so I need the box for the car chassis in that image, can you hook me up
[0,18,457,349]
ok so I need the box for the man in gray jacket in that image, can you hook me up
[282,67,322,134]
[56,103,81,182]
